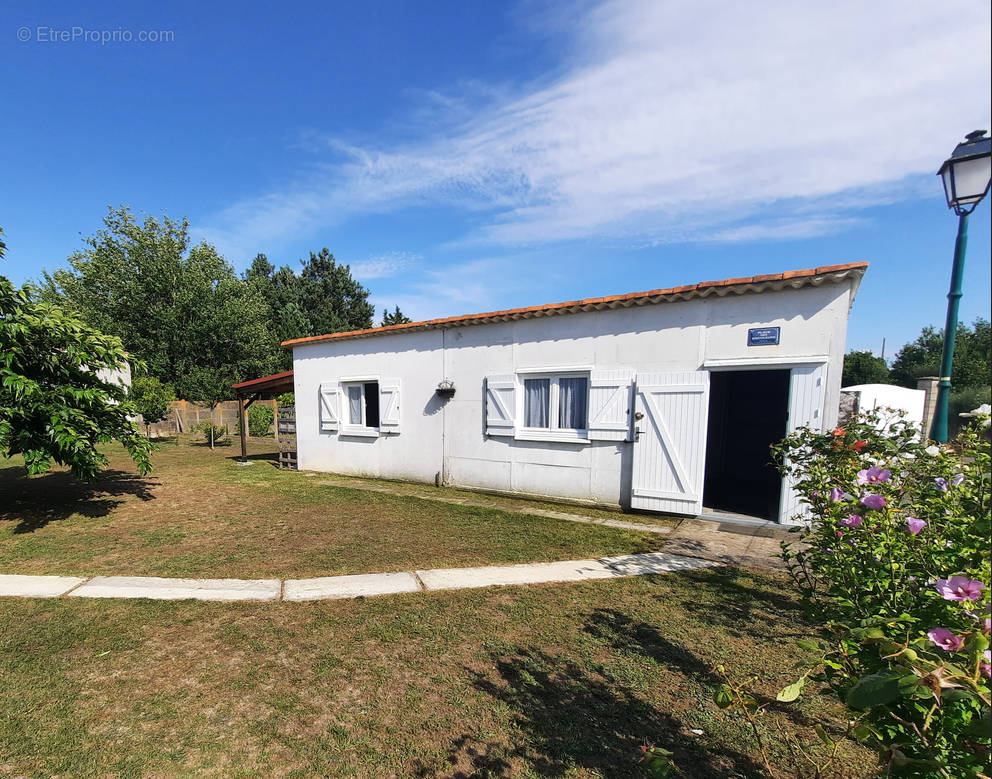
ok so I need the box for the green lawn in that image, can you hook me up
[0,439,665,579]
[0,568,875,778]
[0,440,876,776]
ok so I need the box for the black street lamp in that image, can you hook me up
[930,130,992,442]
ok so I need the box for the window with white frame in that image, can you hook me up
[522,374,589,431]
[343,381,380,429]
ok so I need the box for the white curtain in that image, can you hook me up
[558,377,588,430]
[347,385,363,425]
[524,379,550,427]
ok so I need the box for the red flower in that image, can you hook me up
[832,427,845,437]
[852,440,868,453]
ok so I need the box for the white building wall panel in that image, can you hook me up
[291,280,857,517]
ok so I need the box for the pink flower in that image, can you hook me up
[839,515,863,528]
[934,477,948,492]
[857,466,891,485]
[927,628,965,652]
[828,488,847,502]
[935,576,985,602]
[982,650,991,678]
[985,617,991,633]
[860,493,886,511]
[905,517,927,535]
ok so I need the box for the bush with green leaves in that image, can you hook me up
[130,375,174,435]
[768,409,990,777]
[196,420,229,446]
[1,277,153,479]
[237,404,274,437]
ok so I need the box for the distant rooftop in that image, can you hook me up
[282,261,868,348]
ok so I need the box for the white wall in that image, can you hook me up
[292,280,856,511]
[293,330,445,480]
[843,383,926,431]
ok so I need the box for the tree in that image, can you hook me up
[130,376,175,437]
[298,248,374,336]
[841,350,890,387]
[381,306,412,326]
[43,207,279,401]
[1,276,153,479]
[243,248,374,369]
[890,319,991,389]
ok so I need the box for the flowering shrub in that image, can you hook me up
[773,408,990,777]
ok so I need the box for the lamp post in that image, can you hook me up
[930,130,992,442]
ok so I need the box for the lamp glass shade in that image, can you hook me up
[946,154,992,206]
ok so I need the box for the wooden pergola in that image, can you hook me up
[231,370,294,462]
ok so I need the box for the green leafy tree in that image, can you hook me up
[43,207,278,401]
[890,319,991,389]
[243,248,374,369]
[130,376,175,437]
[298,248,374,336]
[381,305,412,326]
[244,404,275,437]
[0,277,153,479]
[841,350,891,386]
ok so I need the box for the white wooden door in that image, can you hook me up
[630,372,710,515]
[778,363,828,524]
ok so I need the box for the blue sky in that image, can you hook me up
[2,0,990,355]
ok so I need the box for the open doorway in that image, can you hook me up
[703,369,790,520]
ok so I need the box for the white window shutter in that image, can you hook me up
[587,369,635,441]
[485,375,516,436]
[630,371,710,515]
[379,380,401,433]
[319,382,340,431]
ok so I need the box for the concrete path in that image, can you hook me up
[315,477,674,535]
[0,552,718,603]
[660,519,794,571]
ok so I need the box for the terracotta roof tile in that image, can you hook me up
[281,262,867,348]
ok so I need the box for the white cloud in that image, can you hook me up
[198,0,991,257]
[349,252,421,279]
[369,254,557,322]
[705,217,866,244]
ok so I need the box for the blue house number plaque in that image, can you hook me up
[747,327,780,346]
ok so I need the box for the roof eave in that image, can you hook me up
[282,262,868,349]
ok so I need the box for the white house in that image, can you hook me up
[841,383,927,434]
[284,262,867,524]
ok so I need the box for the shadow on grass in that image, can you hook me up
[584,605,824,731]
[640,567,808,642]
[422,639,768,778]
[0,466,156,534]
[224,451,281,470]
[224,451,279,463]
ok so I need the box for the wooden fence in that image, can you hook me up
[141,399,278,438]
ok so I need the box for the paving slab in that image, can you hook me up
[661,519,794,571]
[0,574,87,598]
[416,559,618,591]
[284,572,421,601]
[69,576,280,601]
[600,551,720,576]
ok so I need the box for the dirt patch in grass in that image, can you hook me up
[0,568,875,777]
[1,440,663,579]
